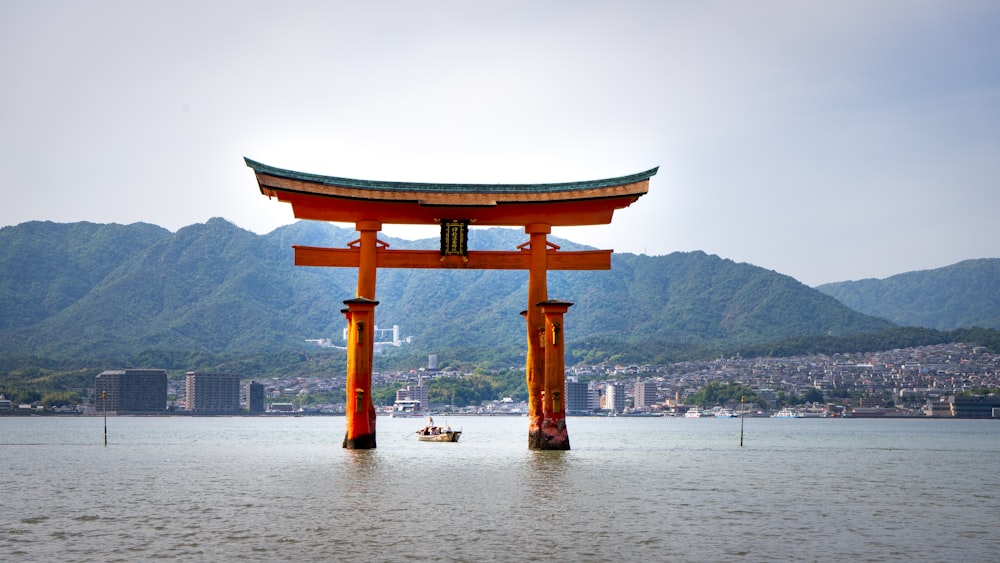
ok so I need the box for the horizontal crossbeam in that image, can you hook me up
[293,246,612,270]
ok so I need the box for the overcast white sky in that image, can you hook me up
[2,1,998,286]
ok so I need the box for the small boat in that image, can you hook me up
[416,417,461,442]
[417,429,462,442]
[771,407,801,418]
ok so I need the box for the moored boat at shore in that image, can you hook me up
[392,398,423,418]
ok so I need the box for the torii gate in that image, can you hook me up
[245,157,656,450]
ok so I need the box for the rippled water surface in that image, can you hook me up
[2,416,998,561]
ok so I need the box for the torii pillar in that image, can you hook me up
[523,224,573,450]
[524,224,549,448]
[244,157,656,449]
[537,299,573,450]
[341,220,382,448]
[342,297,378,449]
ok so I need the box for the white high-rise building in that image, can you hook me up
[605,383,626,414]
[395,378,429,412]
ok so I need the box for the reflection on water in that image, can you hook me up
[343,447,381,472]
[524,450,571,505]
[339,449,381,512]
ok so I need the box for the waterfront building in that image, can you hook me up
[588,383,602,412]
[395,378,428,411]
[923,400,953,417]
[634,381,658,409]
[756,388,777,407]
[849,406,886,417]
[605,382,626,414]
[246,381,265,413]
[951,395,1000,418]
[859,397,885,408]
[94,369,167,414]
[565,380,591,414]
[185,372,241,413]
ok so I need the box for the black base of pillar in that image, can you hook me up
[343,432,377,449]
[528,430,542,450]
[527,429,570,450]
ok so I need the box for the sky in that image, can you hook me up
[2,1,998,286]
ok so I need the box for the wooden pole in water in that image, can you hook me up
[102,390,107,446]
[739,395,745,448]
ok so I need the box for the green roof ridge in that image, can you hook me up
[245,157,657,194]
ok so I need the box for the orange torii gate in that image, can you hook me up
[245,157,656,449]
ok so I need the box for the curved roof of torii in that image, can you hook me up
[246,157,657,227]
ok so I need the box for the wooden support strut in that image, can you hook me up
[292,245,612,271]
[355,221,382,299]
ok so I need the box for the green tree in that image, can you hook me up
[775,390,787,407]
[800,388,824,404]
[372,383,402,406]
[687,381,760,408]
[40,391,80,408]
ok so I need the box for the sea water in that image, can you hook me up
[2,415,998,562]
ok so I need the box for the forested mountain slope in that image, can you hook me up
[816,259,1000,330]
[1,219,895,363]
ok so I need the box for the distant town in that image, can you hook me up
[2,342,998,419]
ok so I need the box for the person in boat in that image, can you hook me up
[419,416,438,436]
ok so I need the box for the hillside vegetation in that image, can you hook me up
[1,219,896,365]
[816,259,1000,330]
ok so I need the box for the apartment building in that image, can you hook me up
[185,372,241,413]
[95,369,167,413]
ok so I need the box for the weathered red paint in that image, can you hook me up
[342,298,378,449]
[524,225,549,448]
[538,300,573,450]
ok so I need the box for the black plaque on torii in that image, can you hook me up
[440,219,469,257]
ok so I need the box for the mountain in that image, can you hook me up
[0,221,171,332]
[816,259,1000,330]
[0,219,895,365]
